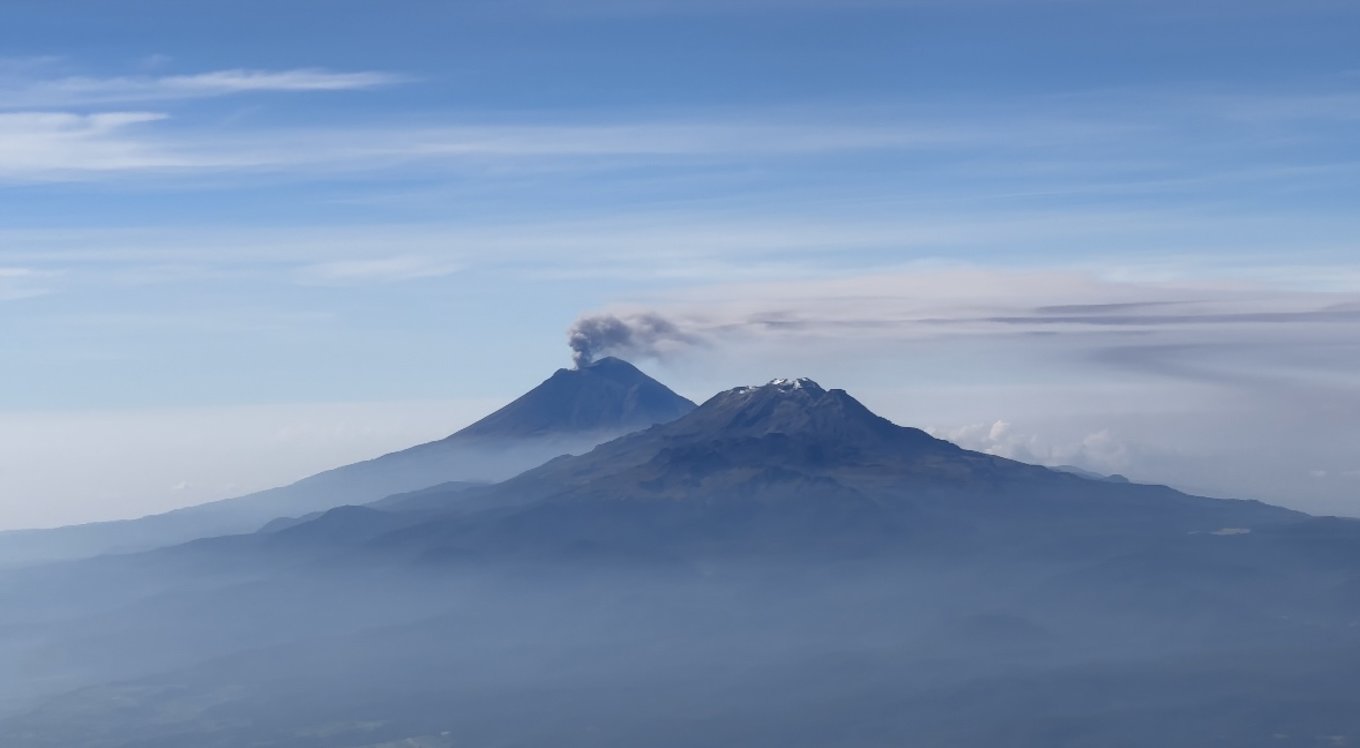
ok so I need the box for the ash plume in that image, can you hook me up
[568,312,700,367]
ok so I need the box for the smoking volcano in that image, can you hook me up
[567,311,699,367]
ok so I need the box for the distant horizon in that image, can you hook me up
[0,355,1346,532]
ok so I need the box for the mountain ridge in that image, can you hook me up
[4,374,1357,748]
[455,357,695,438]
[0,358,696,567]
[369,377,1303,563]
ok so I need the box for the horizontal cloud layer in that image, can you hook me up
[0,65,401,108]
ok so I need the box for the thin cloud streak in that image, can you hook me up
[0,67,403,108]
[0,79,1355,184]
[0,111,193,178]
[0,266,55,300]
[0,116,1084,181]
[297,256,463,285]
[1,210,1355,296]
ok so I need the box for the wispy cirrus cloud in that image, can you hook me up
[0,112,1114,182]
[0,60,1354,188]
[0,111,192,179]
[1,207,1355,295]
[0,67,403,108]
[0,266,54,300]
[297,256,463,285]
[0,63,404,178]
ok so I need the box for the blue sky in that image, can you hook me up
[1,0,1358,527]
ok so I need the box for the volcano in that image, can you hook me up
[5,375,1360,748]
[375,376,1301,561]
[0,358,695,567]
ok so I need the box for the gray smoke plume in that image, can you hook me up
[568,312,700,367]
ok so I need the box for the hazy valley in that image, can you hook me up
[3,361,1358,747]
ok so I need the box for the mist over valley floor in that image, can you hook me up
[3,361,1360,746]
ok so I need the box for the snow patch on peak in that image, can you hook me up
[766,377,824,392]
[728,377,826,396]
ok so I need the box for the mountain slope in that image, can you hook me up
[380,377,1300,561]
[0,358,695,568]
[3,376,1358,748]
[456,356,696,438]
